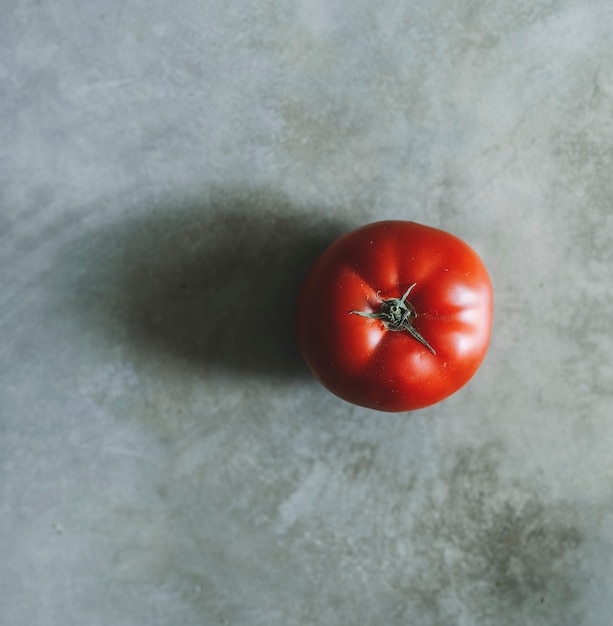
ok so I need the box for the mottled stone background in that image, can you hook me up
[2,1,613,625]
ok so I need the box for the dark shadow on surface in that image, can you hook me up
[70,187,348,380]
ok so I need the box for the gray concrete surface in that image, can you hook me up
[2,1,613,625]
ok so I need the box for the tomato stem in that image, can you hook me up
[350,283,436,355]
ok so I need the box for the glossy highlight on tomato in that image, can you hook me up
[296,221,493,412]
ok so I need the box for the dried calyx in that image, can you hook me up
[350,283,436,354]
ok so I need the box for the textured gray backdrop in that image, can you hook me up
[2,1,613,625]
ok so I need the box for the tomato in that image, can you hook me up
[296,220,493,412]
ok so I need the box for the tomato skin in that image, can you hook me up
[295,221,493,412]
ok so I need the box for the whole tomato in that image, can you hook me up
[296,221,493,411]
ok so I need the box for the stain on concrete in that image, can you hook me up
[392,444,584,625]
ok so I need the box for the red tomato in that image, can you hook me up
[296,221,493,411]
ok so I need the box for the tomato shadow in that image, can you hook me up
[69,187,348,381]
